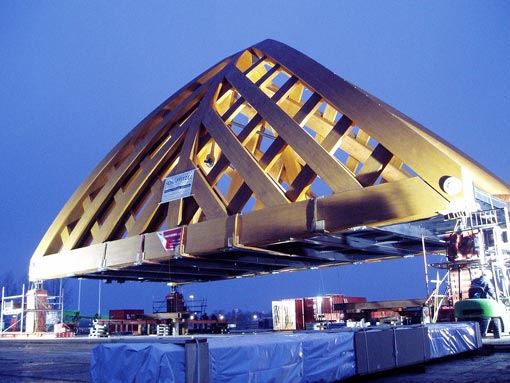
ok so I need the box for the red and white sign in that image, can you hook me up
[157,227,182,251]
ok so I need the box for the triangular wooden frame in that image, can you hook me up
[29,40,509,283]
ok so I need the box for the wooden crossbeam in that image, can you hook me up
[203,109,288,207]
[95,124,187,242]
[293,92,322,127]
[165,116,203,228]
[256,39,464,197]
[286,115,354,201]
[205,114,264,186]
[191,170,228,219]
[356,144,394,187]
[226,67,362,194]
[30,39,510,285]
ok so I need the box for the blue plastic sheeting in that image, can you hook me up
[208,331,355,383]
[427,322,482,359]
[90,343,185,383]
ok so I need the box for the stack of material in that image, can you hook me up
[89,322,108,338]
[157,324,171,336]
[90,323,482,382]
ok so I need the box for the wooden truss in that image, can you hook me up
[29,40,509,283]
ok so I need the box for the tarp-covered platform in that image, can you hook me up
[90,322,482,382]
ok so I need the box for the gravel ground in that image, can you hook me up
[0,338,97,382]
[347,347,510,383]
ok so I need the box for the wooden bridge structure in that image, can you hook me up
[29,40,510,284]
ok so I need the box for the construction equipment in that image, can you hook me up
[429,192,510,338]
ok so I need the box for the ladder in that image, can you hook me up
[469,209,500,229]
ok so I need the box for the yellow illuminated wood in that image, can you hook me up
[257,40,470,196]
[226,67,362,194]
[203,109,288,207]
[29,39,510,283]
[356,144,393,186]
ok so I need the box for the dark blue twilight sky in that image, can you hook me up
[1,1,509,315]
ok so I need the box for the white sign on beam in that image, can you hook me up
[161,170,195,204]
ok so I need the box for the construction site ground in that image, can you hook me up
[0,335,509,382]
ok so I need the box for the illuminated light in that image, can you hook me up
[441,176,462,195]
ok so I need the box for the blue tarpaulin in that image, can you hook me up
[90,332,355,383]
[90,343,185,383]
[427,322,482,359]
[89,323,480,382]
[207,332,356,383]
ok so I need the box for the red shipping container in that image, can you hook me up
[303,298,315,324]
[109,309,144,320]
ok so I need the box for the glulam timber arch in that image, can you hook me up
[29,40,510,283]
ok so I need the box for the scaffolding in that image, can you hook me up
[0,284,65,337]
[427,201,510,322]
[153,295,207,318]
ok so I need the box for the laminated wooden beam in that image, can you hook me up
[203,109,288,208]
[191,170,228,219]
[226,67,362,194]
[30,39,509,283]
[256,39,466,197]
[286,114,354,201]
[356,144,394,187]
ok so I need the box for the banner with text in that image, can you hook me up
[161,169,195,204]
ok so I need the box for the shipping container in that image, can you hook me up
[109,309,144,320]
[272,294,367,330]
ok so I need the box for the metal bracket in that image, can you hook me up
[134,234,145,265]
[98,242,108,272]
[313,219,326,233]
[310,197,327,234]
